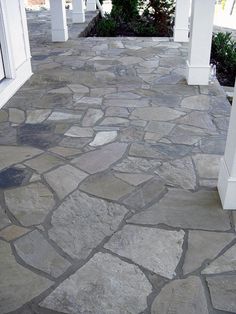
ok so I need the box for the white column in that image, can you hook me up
[86,0,96,11]
[186,0,215,85]
[49,0,68,42]
[72,0,85,23]
[218,79,236,210]
[174,0,191,42]
[224,0,235,15]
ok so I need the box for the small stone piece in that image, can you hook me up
[113,157,161,173]
[177,111,216,131]
[183,231,235,274]
[44,165,88,200]
[80,173,134,201]
[114,173,153,186]
[68,84,89,94]
[0,225,29,241]
[100,117,129,126]
[9,108,25,124]
[24,153,64,174]
[26,110,51,124]
[207,275,236,313]
[105,225,184,279]
[131,107,185,121]
[128,190,230,231]
[65,126,94,138]
[193,154,221,179]
[5,182,55,226]
[145,121,175,141]
[180,95,211,110]
[155,157,196,189]
[0,240,52,313]
[47,111,82,121]
[72,142,128,174]
[14,230,70,278]
[82,108,104,126]
[170,124,205,145]
[40,252,152,314]
[89,131,117,147]
[48,146,81,157]
[0,167,31,188]
[202,244,236,275]
[49,190,128,259]
[151,276,209,314]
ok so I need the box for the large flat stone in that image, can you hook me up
[65,126,94,138]
[5,182,55,226]
[49,190,128,259]
[202,244,236,275]
[14,230,70,278]
[145,121,175,141]
[40,252,152,314]
[0,205,11,229]
[89,131,117,147]
[193,154,221,179]
[44,164,88,200]
[26,109,51,124]
[24,153,64,174]
[80,172,134,201]
[151,276,209,314]
[72,142,128,174]
[0,240,52,313]
[131,107,185,121]
[155,157,196,189]
[207,275,236,313]
[169,124,206,145]
[105,225,184,279]
[0,146,42,171]
[180,95,211,110]
[183,231,235,274]
[104,98,149,108]
[113,157,161,173]
[176,111,216,131]
[82,108,104,126]
[114,172,153,186]
[128,190,231,231]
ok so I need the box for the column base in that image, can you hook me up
[186,60,210,85]
[218,157,236,210]
[52,27,69,42]
[174,27,189,42]
[72,11,85,23]
[86,1,96,11]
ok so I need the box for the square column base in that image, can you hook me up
[52,27,69,42]
[174,27,189,42]
[72,12,85,23]
[186,61,210,85]
[218,157,236,210]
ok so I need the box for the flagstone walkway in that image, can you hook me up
[0,11,236,314]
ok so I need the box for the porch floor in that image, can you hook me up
[0,11,236,314]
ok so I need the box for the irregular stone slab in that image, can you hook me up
[183,231,235,274]
[72,142,128,174]
[18,124,61,149]
[82,108,104,126]
[176,111,216,131]
[180,95,211,110]
[90,87,116,97]
[113,157,161,173]
[0,205,11,229]
[0,167,31,188]
[128,190,230,231]
[106,225,184,278]
[104,98,149,108]
[200,136,226,154]
[0,110,8,122]
[48,146,81,157]
[0,225,29,241]
[151,276,209,314]
[14,230,70,278]
[76,97,102,106]
[26,109,51,124]
[207,275,236,313]
[80,172,134,201]
[105,106,129,118]
[155,157,196,189]
[119,56,143,65]
[24,153,64,174]
[0,123,17,145]
[100,117,129,126]
[170,124,206,145]
[202,244,236,274]
[154,84,198,97]
[40,252,152,314]
[44,165,88,200]
[89,131,117,147]
[48,86,71,94]
[68,84,89,94]
[0,146,42,171]
[145,121,175,141]
[193,154,221,179]
[129,143,165,159]
[65,126,94,138]
[5,182,55,226]
[49,191,128,259]
[0,240,52,314]
[122,178,166,209]
[131,107,185,121]
[59,137,91,149]
[9,108,25,124]
[47,111,82,121]
[114,172,153,186]
[105,92,141,100]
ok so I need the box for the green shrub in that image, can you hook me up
[96,15,117,36]
[111,0,139,22]
[211,32,236,86]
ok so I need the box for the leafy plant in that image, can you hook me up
[96,14,117,36]
[211,32,236,86]
[111,0,139,22]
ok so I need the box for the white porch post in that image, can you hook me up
[174,0,191,42]
[224,0,235,15]
[49,0,68,42]
[186,0,215,85]
[86,0,96,11]
[218,79,236,210]
[72,0,85,23]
